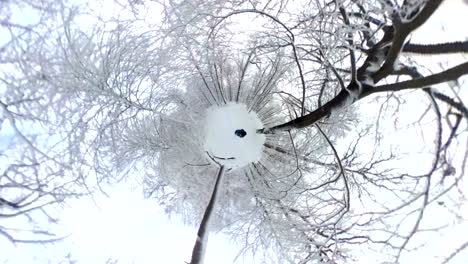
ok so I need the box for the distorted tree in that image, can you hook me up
[147,0,468,263]
[2,0,468,263]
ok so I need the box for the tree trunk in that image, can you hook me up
[190,165,226,264]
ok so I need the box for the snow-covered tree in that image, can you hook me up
[1,0,468,263]
[0,0,83,244]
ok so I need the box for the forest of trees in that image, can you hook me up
[1,0,468,263]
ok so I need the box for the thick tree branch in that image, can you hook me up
[372,0,444,82]
[391,64,468,117]
[257,89,349,133]
[366,61,468,95]
[403,41,468,55]
[260,58,468,134]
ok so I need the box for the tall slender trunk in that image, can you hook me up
[190,165,226,264]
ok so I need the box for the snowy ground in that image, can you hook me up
[204,103,266,169]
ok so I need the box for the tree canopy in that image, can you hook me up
[1,0,468,263]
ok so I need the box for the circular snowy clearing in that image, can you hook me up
[204,103,266,168]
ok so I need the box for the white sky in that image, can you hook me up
[1,0,468,264]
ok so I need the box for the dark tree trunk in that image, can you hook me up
[190,165,226,264]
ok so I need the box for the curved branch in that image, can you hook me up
[315,124,350,211]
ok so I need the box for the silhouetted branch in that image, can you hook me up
[0,197,20,209]
[257,89,348,133]
[368,61,468,95]
[403,41,468,54]
[372,0,444,82]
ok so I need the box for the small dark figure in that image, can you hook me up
[235,129,247,138]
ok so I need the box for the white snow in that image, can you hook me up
[204,103,266,169]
